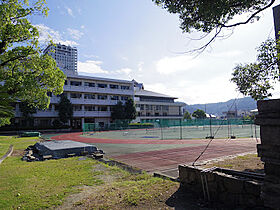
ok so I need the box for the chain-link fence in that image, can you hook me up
[83,119,259,140]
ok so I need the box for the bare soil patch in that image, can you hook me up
[203,153,264,173]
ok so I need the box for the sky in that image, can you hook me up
[32,0,280,105]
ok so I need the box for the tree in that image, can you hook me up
[111,101,125,121]
[231,38,280,100]
[124,98,136,121]
[19,101,37,127]
[192,109,206,119]
[0,0,66,126]
[153,0,275,52]
[183,111,191,120]
[111,99,136,121]
[58,96,73,125]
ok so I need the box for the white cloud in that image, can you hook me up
[67,28,84,40]
[35,24,78,46]
[137,62,144,72]
[78,60,109,74]
[81,25,85,29]
[83,54,100,59]
[66,7,74,17]
[115,68,132,75]
[212,50,243,58]
[156,55,199,75]
[121,56,128,61]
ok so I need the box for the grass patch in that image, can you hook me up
[0,136,39,157]
[83,172,179,209]
[0,136,180,209]
[0,136,105,209]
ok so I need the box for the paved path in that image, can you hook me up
[51,133,258,176]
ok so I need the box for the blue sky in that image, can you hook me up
[33,0,280,104]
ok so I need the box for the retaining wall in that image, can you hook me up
[179,165,263,208]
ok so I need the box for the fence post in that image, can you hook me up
[180,119,182,140]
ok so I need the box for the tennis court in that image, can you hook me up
[83,124,260,140]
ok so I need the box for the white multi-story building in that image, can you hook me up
[14,74,134,129]
[13,44,183,130]
[43,43,78,75]
[133,81,184,125]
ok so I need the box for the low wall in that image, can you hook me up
[179,165,263,208]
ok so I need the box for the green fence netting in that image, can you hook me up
[83,118,259,140]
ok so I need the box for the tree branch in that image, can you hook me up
[221,0,276,28]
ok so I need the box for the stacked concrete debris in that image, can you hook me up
[22,140,104,161]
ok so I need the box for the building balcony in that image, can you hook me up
[73,111,111,118]
[63,85,134,95]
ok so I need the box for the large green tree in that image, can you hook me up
[58,95,73,125]
[0,0,66,126]
[192,109,206,119]
[231,38,280,100]
[153,0,275,51]
[124,98,136,121]
[111,101,125,121]
[111,99,136,121]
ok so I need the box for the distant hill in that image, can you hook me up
[184,97,257,116]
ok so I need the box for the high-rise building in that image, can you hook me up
[44,43,78,75]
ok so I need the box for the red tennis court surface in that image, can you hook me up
[51,133,259,177]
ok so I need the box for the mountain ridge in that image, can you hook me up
[184,97,257,116]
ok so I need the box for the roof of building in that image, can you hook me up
[66,74,134,84]
[135,89,177,99]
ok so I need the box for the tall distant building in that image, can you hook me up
[44,43,78,75]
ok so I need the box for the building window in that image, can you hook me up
[85,105,95,111]
[84,94,95,99]
[145,105,149,110]
[64,80,68,85]
[121,96,128,101]
[163,112,167,116]
[84,82,95,87]
[140,104,144,110]
[70,81,82,86]
[97,83,107,88]
[121,85,130,90]
[110,95,119,100]
[109,84,119,89]
[73,105,82,111]
[162,106,169,111]
[98,106,107,111]
[70,93,82,98]
[98,95,107,100]
[156,105,161,110]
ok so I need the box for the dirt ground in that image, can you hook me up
[203,153,264,173]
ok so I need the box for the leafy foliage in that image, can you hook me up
[19,101,37,126]
[153,0,275,51]
[231,38,280,100]
[111,99,136,121]
[124,98,136,120]
[58,95,73,124]
[192,109,206,119]
[183,111,191,120]
[0,0,66,126]
[111,101,125,121]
